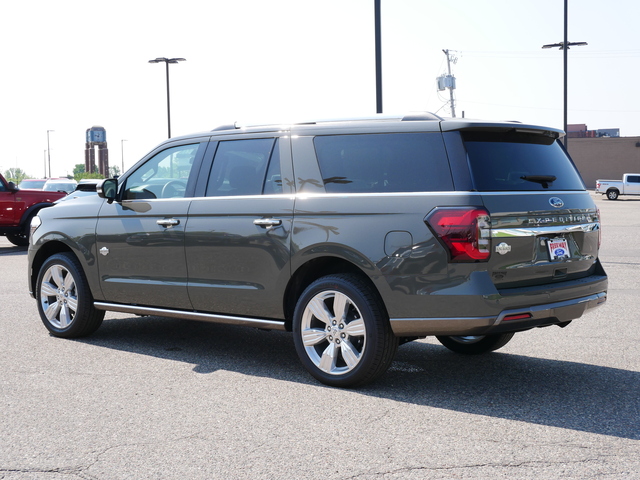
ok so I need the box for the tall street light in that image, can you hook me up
[542,0,587,147]
[121,139,127,175]
[148,57,186,139]
[374,0,382,114]
[46,130,54,178]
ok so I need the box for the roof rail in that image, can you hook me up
[401,112,443,122]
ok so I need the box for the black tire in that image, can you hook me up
[6,233,29,246]
[36,253,104,338]
[292,274,398,388]
[606,189,619,200]
[436,333,515,355]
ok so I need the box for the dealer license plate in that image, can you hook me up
[547,238,570,260]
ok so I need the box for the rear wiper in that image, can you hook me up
[520,175,556,188]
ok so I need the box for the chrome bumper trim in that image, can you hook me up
[389,292,606,337]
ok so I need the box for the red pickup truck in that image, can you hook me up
[0,173,67,246]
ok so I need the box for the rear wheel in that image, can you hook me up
[293,274,398,387]
[6,233,29,246]
[606,189,619,200]
[36,253,104,338]
[436,333,514,355]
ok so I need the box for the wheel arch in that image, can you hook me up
[283,256,387,331]
[29,240,75,297]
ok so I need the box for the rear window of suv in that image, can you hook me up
[314,133,453,193]
[462,130,585,191]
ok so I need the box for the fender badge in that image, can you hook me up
[496,242,511,255]
[549,197,564,208]
[100,247,109,256]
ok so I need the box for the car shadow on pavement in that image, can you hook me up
[79,314,640,441]
[0,244,28,255]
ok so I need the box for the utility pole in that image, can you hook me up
[437,50,457,117]
[542,0,587,147]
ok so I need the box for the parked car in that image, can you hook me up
[0,173,66,246]
[595,173,640,200]
[28,113,608,387]
[43,178,77,194]
[18,179,48,190]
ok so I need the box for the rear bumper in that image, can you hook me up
[389,275,607,337]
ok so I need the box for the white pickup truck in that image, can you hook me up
[595,174,640,200]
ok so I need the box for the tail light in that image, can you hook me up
[425,207,491,262]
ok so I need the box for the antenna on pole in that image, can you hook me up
[437,49,457,117]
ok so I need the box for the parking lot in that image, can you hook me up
[1,192,638,479]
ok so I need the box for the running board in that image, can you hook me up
[93,302,287,331]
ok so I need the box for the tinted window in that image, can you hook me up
[627,175,640,183]
[206,138,278,196]
[462,131,585,191]
[313,133,453,193]
[123,144,199,200]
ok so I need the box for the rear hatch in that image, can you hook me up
[461,128,600,288]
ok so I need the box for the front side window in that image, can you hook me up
[206,138,279,196]
[313,133,453,193]
[123,144,199,200]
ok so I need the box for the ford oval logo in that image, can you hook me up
[549,197,564,208]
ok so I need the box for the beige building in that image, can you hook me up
[567,136,640,189]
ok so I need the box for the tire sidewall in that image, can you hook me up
[36,253,93,338]
[292,275,389,387]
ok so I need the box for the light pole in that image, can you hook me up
[121,139,127,174]
[374,0,382,114]
[46,130,54,178]
[148,57,186,138]
[542,0,587,147]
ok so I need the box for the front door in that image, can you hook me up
[96,142,207,309]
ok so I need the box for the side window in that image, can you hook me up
[123,144,199,200]
[627,175,640,183]
[206,138,279,196]
[313,133,453,193]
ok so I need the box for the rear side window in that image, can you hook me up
[206,138,280,196]
[462,131,585,191]
[313,133,453,193]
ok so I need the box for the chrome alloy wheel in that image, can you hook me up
[300,290,367,376]
[39,263,79,329]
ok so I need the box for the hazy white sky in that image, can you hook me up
[1,0,639,178]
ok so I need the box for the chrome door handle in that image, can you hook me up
[253,218,282,228]
[157,218,180,228]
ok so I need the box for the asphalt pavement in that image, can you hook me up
[0,192,638,479]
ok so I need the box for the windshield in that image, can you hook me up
[462,131,585,191]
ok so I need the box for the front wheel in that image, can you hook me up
[606,189,619,200]
[36,253,104,338]
[436,333,514,355]
[293,274,398,388]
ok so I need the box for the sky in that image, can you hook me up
[1,0,639,179]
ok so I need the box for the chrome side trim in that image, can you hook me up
[94,302,287,330]
[492,223,599,238]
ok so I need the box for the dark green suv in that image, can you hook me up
[28,113,608,387]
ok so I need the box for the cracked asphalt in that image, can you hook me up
[1,193,638,479]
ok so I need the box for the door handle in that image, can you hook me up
[157,218,180,228]
[253,218,282,228]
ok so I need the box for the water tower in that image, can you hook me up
[85,126,109,176]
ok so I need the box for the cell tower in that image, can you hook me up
[437,49,457,117]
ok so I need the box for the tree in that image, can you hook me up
[4,168,28,184]
[73,164,85,177]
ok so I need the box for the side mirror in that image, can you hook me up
[7,181,19,192]
[97,178,118,203]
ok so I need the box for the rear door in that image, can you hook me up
[459,129,600,288]
[624,175,640,195]
[185,136,295,319]
[95,141,208,309]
